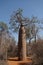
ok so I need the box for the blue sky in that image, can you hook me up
[0,0,43,41]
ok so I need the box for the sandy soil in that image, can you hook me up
[8,57,32,65]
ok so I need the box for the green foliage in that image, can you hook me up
[0,22,8,31]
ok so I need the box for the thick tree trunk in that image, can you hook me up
[18,25,26,61]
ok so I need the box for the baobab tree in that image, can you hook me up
[9,8,30,60]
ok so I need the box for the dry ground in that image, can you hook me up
[8,57,32,65]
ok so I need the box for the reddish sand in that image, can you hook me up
[8,57,32,65]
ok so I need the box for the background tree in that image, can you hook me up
[0,29,16,60]
[0,22,8,31]
[0,22,9,60]
[0,22,8,46]
[8,36,16,57]
[26,17,39,44]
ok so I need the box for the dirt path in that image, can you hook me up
[8,57,32,65]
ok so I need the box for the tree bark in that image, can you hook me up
[18,25,26,61]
